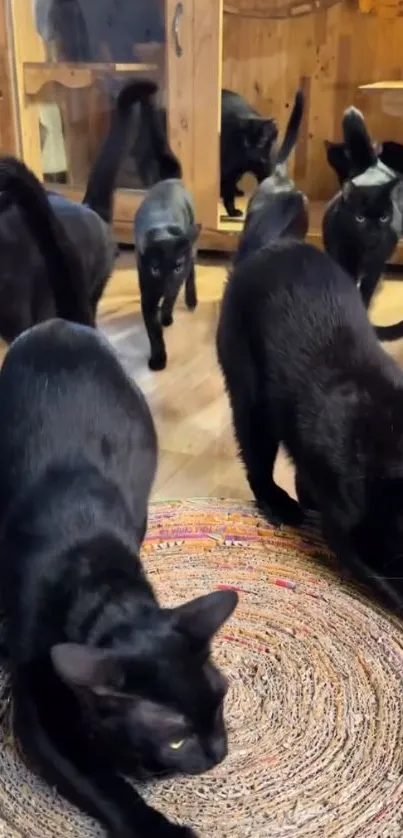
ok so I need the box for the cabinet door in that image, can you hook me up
[9,0,222,241]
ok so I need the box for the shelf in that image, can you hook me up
[360,81,403,91]
[24,62,158,96]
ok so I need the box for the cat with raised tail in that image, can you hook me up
[323,106,403,341]
[0,80,157,341]
[237,90,308,263]
[0,318,238,838]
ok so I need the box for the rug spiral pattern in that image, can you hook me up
[0,498,403,837]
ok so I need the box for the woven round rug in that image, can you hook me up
[1,498,403,838]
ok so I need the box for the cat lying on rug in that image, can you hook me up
[323,107,403,341]
[236,90,307,262]
[0,80,157,341]
[0,318,237,838]
[217,236,403,615]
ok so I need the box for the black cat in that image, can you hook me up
[0,317,238,838]
[323,107,400,318]
[220,90,278,218]
[0,80,156,341]
[237,90,307,262]
[217,238,403,614]
[325,137,403,186]
[135,179,201,372]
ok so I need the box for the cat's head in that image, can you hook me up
[51,589,238,778]
[240,117,278,166]
[141,225,201,290]
[341,177,399,246]
[325,139,383,186]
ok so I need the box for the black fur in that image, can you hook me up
[237,91,307,260]
[0,318,237,838]
[0,158,93,333]
[220,90,278,218]
[132,102,182,187]
[323,108,399,319]
[0,80,156,341]
[135,180,201,371]
[217,239,403,614]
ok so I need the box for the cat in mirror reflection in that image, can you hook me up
[220,90,278,218]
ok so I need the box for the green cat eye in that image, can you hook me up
[169,739,185,750]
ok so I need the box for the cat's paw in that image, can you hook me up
[257,495,304,529]
[229,208,243,218]
[161,313,174,327]
[148,351,167,371]
[185,298,197,312]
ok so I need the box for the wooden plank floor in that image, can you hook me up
[98,251,403,502]
[2,251,403,503]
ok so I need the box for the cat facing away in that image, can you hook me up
[220,89,278,218]
[135,147,201,371]
[323,107,401,336]
[237,90,307,262]
[0,79,157,341]
[217,238,403,614]
[0,318,238,838]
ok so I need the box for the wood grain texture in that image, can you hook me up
[222,0,403,201]
[0,0,17,155]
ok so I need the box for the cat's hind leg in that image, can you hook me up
[222,345,302,526]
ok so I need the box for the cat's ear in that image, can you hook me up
[190,223,202,243]
[51,643,121,692]
[172,590,238,644]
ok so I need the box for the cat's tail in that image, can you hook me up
[140,99,182,180]
[0,156,92,326]
[83,79,158,224]
[275,91,305,166]
[375,321,403,341]
[342,106,377,172]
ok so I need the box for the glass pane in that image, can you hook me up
[18,0,167,190]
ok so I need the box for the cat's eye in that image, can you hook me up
[355,214,365,224]
[169,739,185,750]
[174,260,185,274]
[380,214,389,223]
[151,264,160,277]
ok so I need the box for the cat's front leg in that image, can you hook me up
[141,293,167,371]
[222,179,243,218]
[13,678,197,838]
[359,268,382,310]
[161,282,181,328]
[185,264,197,311]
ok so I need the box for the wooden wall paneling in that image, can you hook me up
[0,0,17,155]
[10,0,46,177]
[165,0,195,191]
[222,0,403,203]
[192,0,223,230]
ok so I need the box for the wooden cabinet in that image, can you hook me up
[7,0,222,246]
[6,0,403,258]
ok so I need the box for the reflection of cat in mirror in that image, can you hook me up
[323,107,401,337]
[237,90,307,262]
[221,90,278,218]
